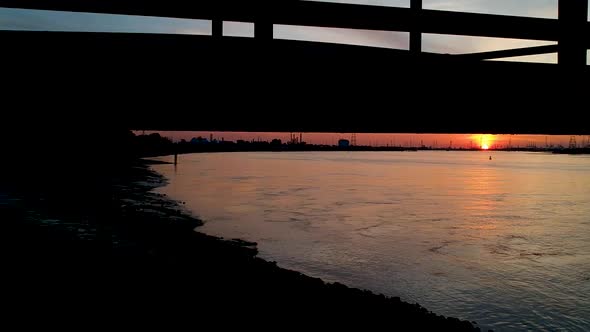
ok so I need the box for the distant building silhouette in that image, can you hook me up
[190,137,209,144]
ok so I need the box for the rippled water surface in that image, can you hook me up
[152,151,590,331]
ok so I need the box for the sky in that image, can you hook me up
[137,131,590,149]
[2,0,588,64]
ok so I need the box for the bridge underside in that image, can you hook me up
[3,31,589,134]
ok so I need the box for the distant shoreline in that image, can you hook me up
[136,132,590,157]
[145,147,590,157]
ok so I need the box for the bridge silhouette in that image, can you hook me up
[2,0,589,134]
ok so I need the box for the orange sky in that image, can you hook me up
[138,131,590,149]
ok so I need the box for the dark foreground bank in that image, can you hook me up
[0,160,481,331]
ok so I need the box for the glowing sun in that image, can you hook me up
[471,134,495,150]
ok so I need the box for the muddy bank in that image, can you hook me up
[0,160,480,331]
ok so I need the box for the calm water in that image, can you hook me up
[151,151,590,331]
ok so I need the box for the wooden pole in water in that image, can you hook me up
[174,152,178,165]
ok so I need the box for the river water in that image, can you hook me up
[151,151,590,331]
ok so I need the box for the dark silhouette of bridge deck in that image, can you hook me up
[1,0,588,134]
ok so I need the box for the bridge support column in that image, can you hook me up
[255,1,273,41]
[212,19,223,38]
[558,0,587,67]
[255,20,273,40]
[410,0,422,55]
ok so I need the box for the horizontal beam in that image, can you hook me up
[1,0,588,42]
[457,44,559,61]
[2,30,588,135]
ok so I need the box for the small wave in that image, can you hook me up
[488,244,512,256]
[289,187,309,193]
[429,241,454,254]
[355,221,388,232]
[429,245,446,253]
[519,251,563,258]
[422,218,450,222]
[230,176,260,181]
[362,201,395,205]
[505,234,528,241]
[262,191,289,197]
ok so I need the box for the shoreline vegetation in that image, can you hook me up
[1,130,482,330]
